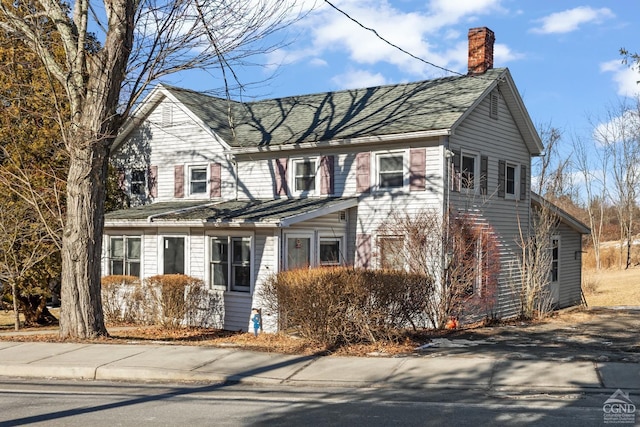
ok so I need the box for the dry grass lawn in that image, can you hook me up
[583,267,640,307]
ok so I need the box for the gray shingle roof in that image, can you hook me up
[105,197,356,224]
[165,68,505,148]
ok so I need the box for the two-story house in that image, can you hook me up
[104,27,589,331]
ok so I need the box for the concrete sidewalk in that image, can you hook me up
[0,340,638,392]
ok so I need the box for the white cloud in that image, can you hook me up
[278,0,509,80]
[600,60,640,97]
[531,6,614,34]
[331,69,388,89]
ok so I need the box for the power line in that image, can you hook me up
[323,0,465,77]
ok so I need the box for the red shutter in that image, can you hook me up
[356,152,370,193]
[274,158,288,196]
[210,163,221,198]
[356,234,371,269]
[174,165,184,198]
[149,165,158,198]
[410,148,426,191]
[320,155,334,195]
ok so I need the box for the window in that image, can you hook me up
[292,158,317,193]
[377,153,404,189]
[286,236,311,269]
[378,236,404,270]
[189,166,207,195]
[319,238,341,266]
[461,153,476,190]
[109,236,141,276]
[131,170,146,196]
[210,236,251,292]
[505,162,519,199]
[551,237,559,283]
[163,237,185,274]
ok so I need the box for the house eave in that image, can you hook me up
[228,129,451,155]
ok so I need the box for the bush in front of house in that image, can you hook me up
[101,275,144,324]
[145,274,208,328]
[260,267,434,347]
[101,274,222,328]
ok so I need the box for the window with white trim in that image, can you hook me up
[377,152,404,189]
[319,237,342,266]
[461,152,477,190]
[109,236,141,277]
[189,165,207,195]
[210,236,251,292]
[292,158,318,194]
[505,162,520,199]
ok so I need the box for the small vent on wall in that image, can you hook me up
[161,104,173,127]
[339,211,347,221]
[490,92,499,120]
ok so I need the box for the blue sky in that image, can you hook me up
[173,0,640,147]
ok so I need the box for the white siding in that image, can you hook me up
[557,223,584,308]
[450,90,533,319]
[112,97,236,203]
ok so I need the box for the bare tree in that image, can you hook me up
[377,209,500,328]
[592,99,640,269]
[573,134,609,270]
[0,0,305,337]
[512,198,558,320]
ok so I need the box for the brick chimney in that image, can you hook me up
[468,27,495,75]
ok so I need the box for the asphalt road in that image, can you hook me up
[0,379,618,426]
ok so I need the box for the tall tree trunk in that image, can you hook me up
[59,140,109,338]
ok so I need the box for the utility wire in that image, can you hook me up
[323,0,466,77]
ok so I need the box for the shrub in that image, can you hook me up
[101,275,143,324]
[145,274,208,328]
[101,274,221,328]
[260,267,434,347]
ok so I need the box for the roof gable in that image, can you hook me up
[115,67,542,155]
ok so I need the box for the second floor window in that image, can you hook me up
[461,153,476,190]
[189,166,207,195]
[131,170,146,196]
[293,159,317,193]
[378,153,404,189]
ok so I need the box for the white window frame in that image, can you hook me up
[158,233,189,275]
[375,151,407,191]
[284,232,314,270]
[207,232,254,293]
[504,162,520,200]
[188,164,208,197]
[318,236,344,266]
[108,235,142,277]
[291,157,319,195]
[460,150,479,192]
